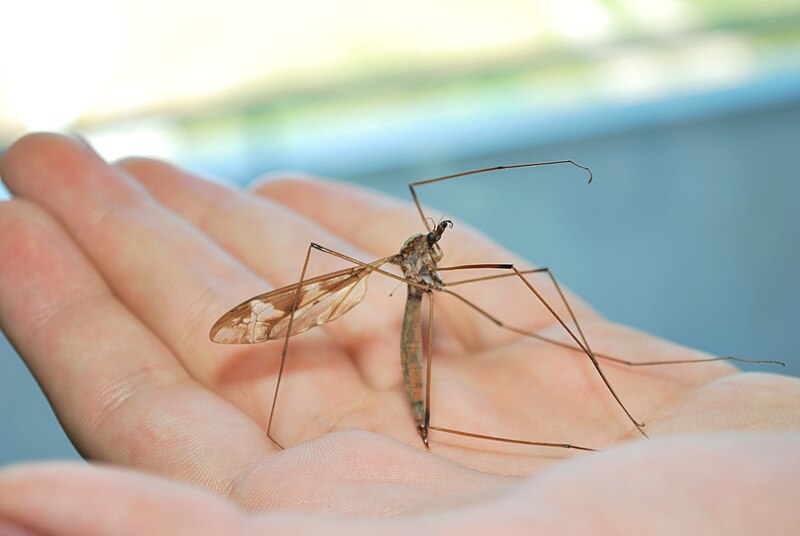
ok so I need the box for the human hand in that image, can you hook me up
[0,133,798,533]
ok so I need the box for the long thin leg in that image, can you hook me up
[427,426,597,452]
[439,263,647,437]
[422,290,434,450]
[409,161,592,231]
[266,242,430,449]
[441,264,589,355]
[266,243,314,449]
[424,282,596,452]
[440,266,785,368]
[266,244,599,453]
[438,266,547,285]
[312,244,428,290]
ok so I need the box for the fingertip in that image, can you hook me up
[116,155,227,195]
[1,132,51,182]
[249,169,333,196]
[252,171,407,220]
[1,132,109,202]
[250,171,379,226]
[2,132,89,174]
[115,155,175,177]
[114,155,182,192]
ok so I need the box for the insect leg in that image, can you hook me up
[421,289,434,450]
[408,161,591,231]
[423,285,596,452]
[440,266,784,368]
[266,243,428,449]
[266,242,313,449]
[439,263,647,438]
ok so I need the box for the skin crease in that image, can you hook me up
[0,133,797,534]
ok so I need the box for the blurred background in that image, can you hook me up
[1,0,798,464]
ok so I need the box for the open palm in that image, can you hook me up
[0,133,797,534]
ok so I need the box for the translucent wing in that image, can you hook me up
[209,258,390,344]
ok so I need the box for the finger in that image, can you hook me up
[0,133,275,383]
[113,158,382,288]
[0,433,517,528]
[116,157,407,389]
[518,433,800,533]
[251,171,511,265]
[0,463,244,536]
[0,199,272,482]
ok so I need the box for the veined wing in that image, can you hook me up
[209,257,391,344]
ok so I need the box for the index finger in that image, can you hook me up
[0,134,274,385]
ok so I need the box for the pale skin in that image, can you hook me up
[0,133,798,535]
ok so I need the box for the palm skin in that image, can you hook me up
[0,133,797,535]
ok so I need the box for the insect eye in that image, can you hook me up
[426,232,436,245]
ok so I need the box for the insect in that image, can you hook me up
[209,161,783,453]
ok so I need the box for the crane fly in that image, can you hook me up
[209,161,784,453]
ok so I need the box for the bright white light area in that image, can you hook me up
[598,33,755,103]
[82,0,554,120]
[539,0,614,43]
[85,119,181,163]
[617,0,697,33]
[682,33,756,89]
[0,0,123,132]
[0,0,792,146]
[0,0,607,136]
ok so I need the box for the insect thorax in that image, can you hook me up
[392,233,444,290]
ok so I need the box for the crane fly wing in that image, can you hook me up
[210,258,391,344]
